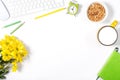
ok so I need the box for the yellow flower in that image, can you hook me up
[1,50,12,61]
[12,61,18,72]
[12,52,23,62]
[0,35,28,71]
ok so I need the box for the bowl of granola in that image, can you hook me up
[87,2,107,22]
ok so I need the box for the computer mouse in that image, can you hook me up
[0,0,10,21]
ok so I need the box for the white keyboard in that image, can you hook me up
[2,0,65,18]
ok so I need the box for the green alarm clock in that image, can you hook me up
[67,1,79,15]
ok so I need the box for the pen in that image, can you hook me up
[10,22,25,34]
[3,21,21,28]
[35,8,66,19]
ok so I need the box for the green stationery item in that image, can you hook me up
[3,21,21,28]
[10,22,25,34]
[97,47,120,80]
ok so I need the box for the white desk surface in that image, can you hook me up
[0,0,120,80]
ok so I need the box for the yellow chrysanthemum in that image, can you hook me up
[1,53,12,61]
[0,35,28,71]
[12,61,18,72]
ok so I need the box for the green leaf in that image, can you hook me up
[0,65,9,75]
[1,70,9,76]
[0,66,9,79]
[0,75,6,79]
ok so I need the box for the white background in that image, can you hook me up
[0,0,120,80]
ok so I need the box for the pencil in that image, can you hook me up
[3,21,21,28]
[35,8,65,19]
[10,22,25,34]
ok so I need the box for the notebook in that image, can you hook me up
[2,0,65,18]
[97,47,120,80]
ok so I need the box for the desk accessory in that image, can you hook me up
[67,1,79,15]
[35,8,65,19]
[97,47,120,80]
[3,21,21,28]
[3,21,25,34]
[0,0,65,20]
[97,20,118,46]
[10,22,25,34]
[0,0,10,21]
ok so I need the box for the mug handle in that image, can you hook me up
[110,20,118,28]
